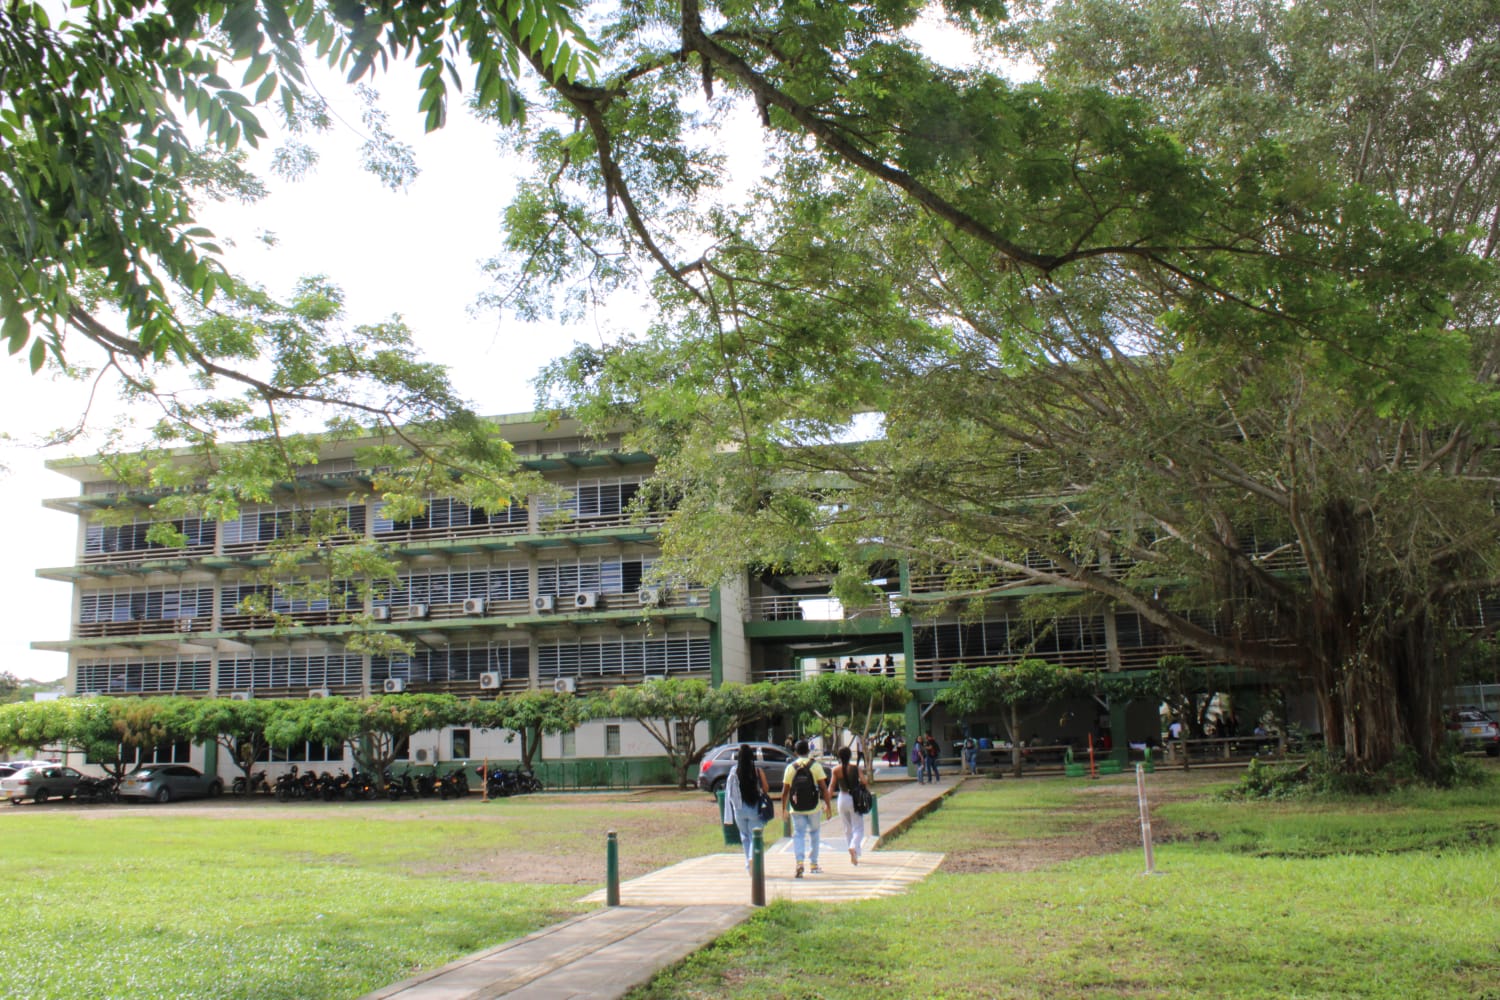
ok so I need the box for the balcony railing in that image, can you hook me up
[746,594,899,622]
[76,617,213,639]
[80,544,214,566]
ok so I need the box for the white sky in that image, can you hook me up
[0,14,989,683]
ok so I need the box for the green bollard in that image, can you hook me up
[606,830,619,906]
[751,828,765,907]
[869,793,880,838]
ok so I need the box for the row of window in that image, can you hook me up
[85,481,650,556]
[220,655,365,690]
[911,612,1188,662]
[72,630,705,693]
[536,633,711,678]
[78,659,212,694]
[373,643,529,683]
[79,588,215,623]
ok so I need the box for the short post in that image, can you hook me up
[750,828,765,907]
[481,759,490,802]
[869,792,881,838]
[606,830,620,906]
[1135,764,1156,875]
[1087,733,1097,779]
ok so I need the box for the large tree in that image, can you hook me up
[519,1,1495,778]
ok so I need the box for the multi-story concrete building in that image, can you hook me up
[34,412,1259,780]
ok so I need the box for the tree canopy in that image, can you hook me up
[7,1,1498,779]
[523,0,1498,778]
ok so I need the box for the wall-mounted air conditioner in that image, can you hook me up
[479,671,502,690]
[383,678,407,693]
[229,691,251,701]
[637,587,663,607]
[532,595,555,613]
[370,606,390,621]
[177,618,195,632]
[309,688,332,699]
[552,677,577,694]
[573,591,599,610]
[643,674,666,684]
[410,604,429,619]
[462,598,486,615]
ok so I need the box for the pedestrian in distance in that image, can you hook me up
[781,738,833,878]
[723,743,772,872]
[911,736,927,784]
[922,733,941,783]
[829,745,870,866]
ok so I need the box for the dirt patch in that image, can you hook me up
[935,770,1225,873]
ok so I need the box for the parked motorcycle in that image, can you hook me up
[231,770,270,795]
[75,775,118,803]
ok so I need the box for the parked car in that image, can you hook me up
[117,765,224,803]
[1446,708,1500,756]
[696,742,797,795]
[1,765,86,804]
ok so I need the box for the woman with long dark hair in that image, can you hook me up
[829,745,870,866]
[722,743,771,871]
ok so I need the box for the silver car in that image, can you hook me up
[1,765,85,804]
[118,764,224,803]
[696,742,796,795]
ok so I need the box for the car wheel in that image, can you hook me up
[208,781,222,797]
[33,789,47,804]
[710,776,726,795]
[155,787,171,804]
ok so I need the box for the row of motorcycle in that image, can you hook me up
[232,763,544,802]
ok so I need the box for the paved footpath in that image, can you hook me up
[360,773,964,1000]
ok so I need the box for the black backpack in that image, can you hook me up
[788,760,820,811]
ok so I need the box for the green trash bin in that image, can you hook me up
[716,790,741,845]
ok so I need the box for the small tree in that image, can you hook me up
[171,697,277,791]
[800,674,910,766]
[264,694,461,778]
[591,679,786,789]
[939,661,1083,777]
[463,691,590,769]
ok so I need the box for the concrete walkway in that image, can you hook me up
[360,775,963,1000]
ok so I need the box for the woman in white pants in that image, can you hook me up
[829,745,870,865]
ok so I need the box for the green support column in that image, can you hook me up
[708,585,723,687]
[202,740,219,781]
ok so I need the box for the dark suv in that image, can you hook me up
[696,742,796,795]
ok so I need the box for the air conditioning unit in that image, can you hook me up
[410,603,429,619]
[176,618,195,632]
[383,678,407,693]
[643,674,666,684]
[479,671,502,690]
[462,597,487,615]
[229,691,252,701]
[532,595,555,613]
[573,591,599,610]
[370,606,390,621]
[552,677,577,694]
[637,587,663,607]
[309,688,332,699]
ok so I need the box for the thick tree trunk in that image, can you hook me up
[1308,500,1447,776]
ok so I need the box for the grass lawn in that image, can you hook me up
[629,763,1500,1000]
[0,789,729,1000]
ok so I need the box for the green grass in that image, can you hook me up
[0,791,726,1000]
[629,765,1500,1000]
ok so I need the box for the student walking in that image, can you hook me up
[781,738,833,878]
[829,745,870,866]
[722,743,771,872]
